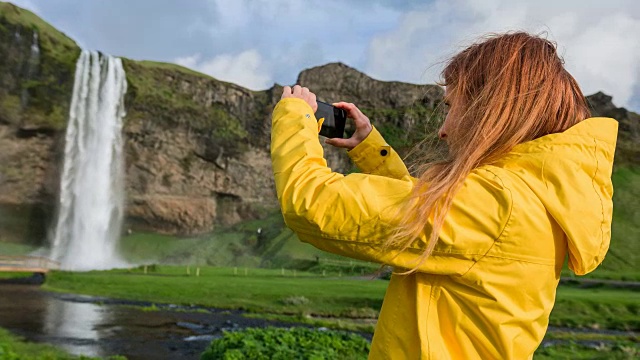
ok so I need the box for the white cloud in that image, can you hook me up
[175,50,272,90]
[174,54,199,69]
[365,0,640,109]
[191,0,403,88]
[562,13,640,107]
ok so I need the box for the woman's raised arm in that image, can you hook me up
[271,97,511,275]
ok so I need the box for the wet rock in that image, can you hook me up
[176,322,205,331]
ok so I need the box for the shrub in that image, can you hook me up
[281,296,310,306]
[200,327,370,360]
[340,307,378,319]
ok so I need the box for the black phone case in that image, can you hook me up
[315,101,347,138]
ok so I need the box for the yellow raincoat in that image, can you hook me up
[270,98,617,359]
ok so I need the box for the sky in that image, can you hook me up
[11,0,640,111]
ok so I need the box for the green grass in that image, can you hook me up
[43,266,639,332]
[117,229,273,268]
[0,241,37,255]
[41,268,640,359]
[0,271,34,279]
[535,339,638,359]
[599,166,640,273]
[536,328,639,359]
[0,327,124,360]
[117,216,280,267]
[550,285,640,331]
[242,313,376,333]
[44,266,387,318]
[117,212,379,276]
[561,268,640,282]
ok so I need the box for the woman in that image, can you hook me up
[270,32,617,359]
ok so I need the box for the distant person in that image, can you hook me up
[270,32,617,359]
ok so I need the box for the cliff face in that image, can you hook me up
[0,3,637,242]
[586,91,640,166]
[120,60,277,234]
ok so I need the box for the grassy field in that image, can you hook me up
[602,166,640,274]
[44,266,387,319]
[0,271,33,279]
[42,266,640,332]
[560,268,640,282]
[115,212,350,268]
[551,285,639,331]
[0,242,37,255]
[37,266,639,358]
[539,330,638,359]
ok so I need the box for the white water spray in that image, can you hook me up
[50,50,128,271]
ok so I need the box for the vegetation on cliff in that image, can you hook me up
[606,166,640,273]
[0,2,79,130]
[122,60,256,156]
[587,92,640,167]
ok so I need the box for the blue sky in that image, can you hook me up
[12,0,640,111]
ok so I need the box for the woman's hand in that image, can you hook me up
[281,85,318,113]
[325,102,373,150]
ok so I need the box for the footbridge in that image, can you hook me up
[0,255,60,273]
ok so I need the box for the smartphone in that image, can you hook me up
[315,101,347,138]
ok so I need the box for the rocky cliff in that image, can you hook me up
[586,91,640,166]
[0,3,637,243]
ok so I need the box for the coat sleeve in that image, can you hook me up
[347,126,410,180]
[271,98,512,275]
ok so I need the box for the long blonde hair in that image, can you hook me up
[386,32,591,270]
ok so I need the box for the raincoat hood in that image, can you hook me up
[497,117,618,275]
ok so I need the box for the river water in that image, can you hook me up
[0,284,304,359]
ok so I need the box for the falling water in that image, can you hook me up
[50,50,128,271]
[21,31,40,107]
[30,32,40,55]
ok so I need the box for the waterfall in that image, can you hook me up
[21,31,40,107]
[30,32,40,55]
[50,50,128,271]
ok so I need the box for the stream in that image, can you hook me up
[0,283,307,359]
